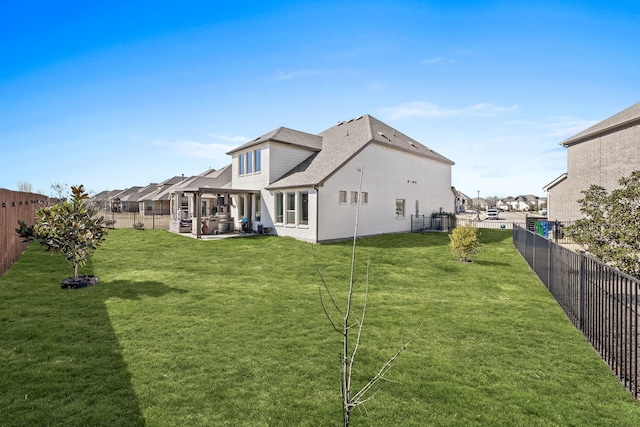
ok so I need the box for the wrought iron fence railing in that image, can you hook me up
[513,224,639,398]
[97,210,171,230]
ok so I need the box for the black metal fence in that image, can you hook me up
[414,216,517,242]
[528,219,576,245]
[97,210,171,230]
[411,214,456,232]
[513,224,639,398]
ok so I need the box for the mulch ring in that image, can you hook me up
[60,276,100,289]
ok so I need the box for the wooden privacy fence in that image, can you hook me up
[0,189,52,277]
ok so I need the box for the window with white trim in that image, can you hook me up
[396,199,405,218]
[275,193,283,223]
[286,192,296,224]
[255,194,261,221]
[350,191,358,204]
[299,192,308,225]
[339,191,347,204]
[361,192,368,204]
[255,149,261,172]
[239,153,245,175]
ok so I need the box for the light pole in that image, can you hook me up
[476,190,480,221]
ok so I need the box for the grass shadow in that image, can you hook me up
[101,279,189,300]
[0,246,188,426]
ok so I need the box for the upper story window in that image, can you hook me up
[255,149,261,172]
[247,151,253,174]
[239,153,245,175]
[238,148,262,176]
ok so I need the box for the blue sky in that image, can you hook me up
[1,1,638,198]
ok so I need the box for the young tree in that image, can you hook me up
[318,166,420,426]
[565,170,640,277]
[50,182,70,200]
[449,224,481,262]
[16,181,33,192]
[485,195,499,207]
[33,185,108,281]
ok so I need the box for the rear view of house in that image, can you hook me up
[171,114,455,242]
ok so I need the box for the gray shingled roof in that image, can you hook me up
[562,102,640,147]
[146,176,186,201]
[120,183,160,202]
[267,114,454,189]
[113,186,142,200]
[226,127,322,155]
[176,164,232,190]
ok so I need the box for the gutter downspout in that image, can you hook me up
[313,185,319,243]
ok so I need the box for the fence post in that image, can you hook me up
[547,238,552,289]
[579,250,585,330]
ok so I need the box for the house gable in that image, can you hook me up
[266,114,454,190]
[547,101,640,221]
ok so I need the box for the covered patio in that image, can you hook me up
[168,187,256,239]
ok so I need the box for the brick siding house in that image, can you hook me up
[544,102,640,221]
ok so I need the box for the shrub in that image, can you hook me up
[33,185,108,279]
[449,225,481,262]
[565,170,640,277]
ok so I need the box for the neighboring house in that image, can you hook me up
[89,189,124,211]
[139,176,184,215]
[119,183,159,213]
[464,196,488,211]
[171,114,455,242]
[453,188,468,212]
[112,186,141,212]
[497,197,513,211]
[544,102,640,221]
[508,195,540,211]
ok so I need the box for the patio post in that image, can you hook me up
[196,191,202,239]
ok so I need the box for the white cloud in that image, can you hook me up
[208,133,249,143]
[505,116,598,140]
[385,101,519,119]
[540,117,598,139]
[274,69,319,81]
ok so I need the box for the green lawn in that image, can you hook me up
[1,230,639,426]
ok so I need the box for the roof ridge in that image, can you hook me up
[562,101,640,146]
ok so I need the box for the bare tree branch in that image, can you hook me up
[313,245,344,317]
[351,323,422,404]
[317,164,421,426]
[319,287,342,334]
[347,253,370,395]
